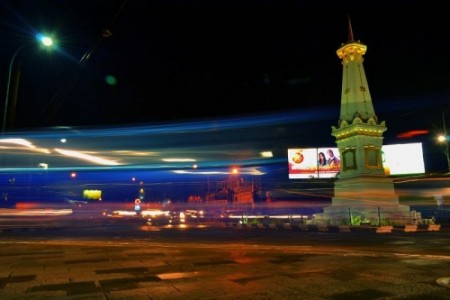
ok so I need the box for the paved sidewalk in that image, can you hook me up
[1,226,450,299]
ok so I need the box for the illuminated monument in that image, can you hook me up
[315,20,417,225]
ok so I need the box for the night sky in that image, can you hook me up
[1,0,449,133]
[1,0,450,205]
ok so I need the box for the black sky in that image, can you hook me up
[1,0,450,131]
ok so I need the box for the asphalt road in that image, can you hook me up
[1,221,450,299]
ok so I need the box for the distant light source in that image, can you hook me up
[260,151,273,158]
[55,148,120,165]
[438,111,450,173]
[162,158,196,162]
[105,74,117,86]
[396,129,429,139]
[41,37,53,47]
[38,163,48,169]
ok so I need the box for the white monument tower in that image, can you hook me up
[315,19,417,226]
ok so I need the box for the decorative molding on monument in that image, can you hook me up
[336,18,366,63]
[332,121,386,140]
[336,113,382,128]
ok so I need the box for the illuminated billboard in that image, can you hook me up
[82,189,102,200]
[288,143,425,179]
[382,143,425,175]
[288,148,341,179]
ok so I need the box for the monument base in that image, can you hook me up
[314,204,420,226]
[333,175,400,206]
[314,176,420,226]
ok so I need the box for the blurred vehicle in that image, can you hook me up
[141,209,172,226]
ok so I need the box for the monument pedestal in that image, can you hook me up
[314,176,419,226]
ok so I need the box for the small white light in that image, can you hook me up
[38,163,48,169]
[41,36,53,47]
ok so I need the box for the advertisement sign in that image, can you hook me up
[288,148,340,179]
[382,143,425,175]
[82,189,102,200]
[288,143,425,179]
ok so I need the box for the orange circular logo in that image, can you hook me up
[292,151,304,164]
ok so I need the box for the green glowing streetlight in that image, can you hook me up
[3,34,55,132]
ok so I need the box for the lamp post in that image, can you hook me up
[437,111,450,173]
[3,34,54,132]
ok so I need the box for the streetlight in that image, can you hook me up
[437,111,450,173]
[3,34,55,132]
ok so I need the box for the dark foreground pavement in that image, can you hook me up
[1,223,450,300]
